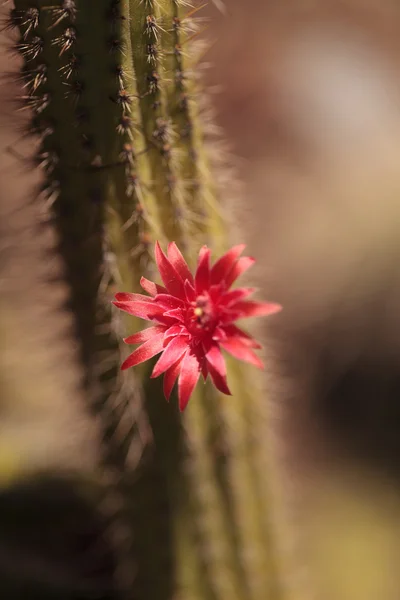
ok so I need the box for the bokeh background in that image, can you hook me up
[2,0,400,598]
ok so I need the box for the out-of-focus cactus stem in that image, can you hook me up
[9,1,284,599]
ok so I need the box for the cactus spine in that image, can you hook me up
[9,1,284,599]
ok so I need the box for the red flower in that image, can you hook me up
[113,242,281,411]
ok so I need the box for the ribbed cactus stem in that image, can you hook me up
[219,362,283,600]
[10,2,285,599]
[180,388,249,600]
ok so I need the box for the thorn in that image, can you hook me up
[113,64,127,88]
[11,7,40,39]
[107,37,124,55]
[146,43,158,64]
[21,63,48,93]
[147,71,159,94]
[152,118,171,144]
[16,36,44,61]
[59,54,81,79]
[112,89,133,113]
[119,143,135,167]
[64,79,85,105]
[19,92,51,115]
[116,114,133,138]
[52,27,76,56]
[45,0,77,29]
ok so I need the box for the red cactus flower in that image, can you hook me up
[113,242,281,411]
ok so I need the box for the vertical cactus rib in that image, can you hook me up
[164,1,220,247]
[219,361,284,600]
[179,386,249,600]
[128,0,189,248]
[9,2,285,600]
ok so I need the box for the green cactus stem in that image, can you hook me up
[9,1,285,599]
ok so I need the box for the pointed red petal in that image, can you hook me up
[220,324,262,349]
[225,256,255,287]
[164,308,185,322]
[151,335,189,378]
[124,325,165,345]
[154,293,185,309]
[167,242,194,285]
[208,284,224,303]
[155,241,185,298]
[207,362,232,395]
[184,279,196,302]
[220,338,264,369]
[121,334,164,370]
[205,343,232,395]
[115,292,153,303]
[112,300,163,320]
[195,246,211,294]
[163,358,183,401]
[210,244,246,285]
[140,276,166,296]
[205,342,227,379]
[164,324,187,341]
[232,300,282,318]
[221,287,256,306]
[178,349,201,411]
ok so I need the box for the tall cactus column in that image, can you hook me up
[10,2,285,599]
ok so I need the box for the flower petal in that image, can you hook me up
[178,349,201,411]
[208,284,224,303]
[121,333,164,370]
[231,300,282,318]
[205,342,227,378]
[112,300,163,320]
[205,343,232,396]
[140,276,166,296]
[155,241,185,298]
[115,292,153,303]
[195,246,211,294]
[220,338,264,369]
[167,242,194,285]
[207,362,232,395]
[225,256,255,288]
[164,324,188,340]
[184,279,196,302]
[221,287,256,306]
[219,324,262,349]
[163,358,183,401]
[164,308,185,322]
[124,325,166,345]
[210,244,246,285]
[151,335,189,378]
[154,293,185,309]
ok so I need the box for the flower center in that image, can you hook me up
[187,294,217,336]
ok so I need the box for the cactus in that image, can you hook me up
[7,1,284,599]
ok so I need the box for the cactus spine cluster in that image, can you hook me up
[8,1,284,599]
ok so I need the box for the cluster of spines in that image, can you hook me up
[108,0,155,271]
[130,0,193,249]
[166,2,221,248]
